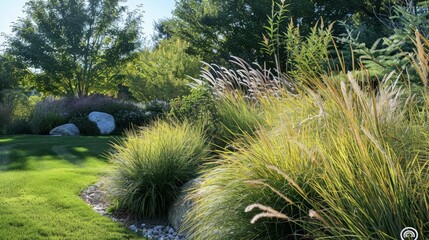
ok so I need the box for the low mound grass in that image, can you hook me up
[0,135,137,239]
[106,120,209,219]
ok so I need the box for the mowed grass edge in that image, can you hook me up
[0,135,139,239]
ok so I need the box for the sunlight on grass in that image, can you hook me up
[0,138,12,143]
[73,147,89,153]
[0,136,137,239]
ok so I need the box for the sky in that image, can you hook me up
[0,0,176,47]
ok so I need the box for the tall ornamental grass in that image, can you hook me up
[214,93,266,146]
[106,120,209,219]
[184,73,429,239]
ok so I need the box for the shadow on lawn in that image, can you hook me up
[0,135,117,171]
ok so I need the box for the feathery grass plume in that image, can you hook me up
[185,70,429,239]
[192,56,296,100]
[412,30,429,88]
[308,210,329,227]
[410,29,429,102]
[106,120,209,219]
[245,203,291,224]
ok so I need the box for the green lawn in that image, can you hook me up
[0,135,138,239]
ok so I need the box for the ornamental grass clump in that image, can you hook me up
[184,72,429,239]
[106,120,209,219]
[214,93,266,146]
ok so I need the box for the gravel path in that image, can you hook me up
[80,181,187,240]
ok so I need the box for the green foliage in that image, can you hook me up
[155,0,224,64]
[113,100,170,133]
[142,99,171,118]
[170,85,266,148]
[0,104,13,134]
[0,89,30,134]
[0,135,135,239]
[69,114,100,136]
[8,0,142,97]
[284,21,334,80]
[185,73,429,239]
[0,92,40,135]
[261,1,334,80]
[169,85,219,139]
[113,109,147,132]
[170,58,292,147]
[106,120,209,219]
[260,0,289,59]
[126,39,201,102]
[169,85,216,122]
[156,0,408,65]
[1,89,32,118]
[0,54,28,92]
[29,98,68,135]
[340,6,429,85]
[5,118,32,135]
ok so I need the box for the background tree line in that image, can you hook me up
[0,0,428,101]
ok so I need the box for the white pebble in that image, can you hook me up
[129,225,138,232]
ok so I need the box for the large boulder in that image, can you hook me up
[88,112,115,135]
[168,178,202,235]
[50,123,80,136]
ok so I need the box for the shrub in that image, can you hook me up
[1,89,31,118]
[184,73,429,239]
[142,99,170,120]
[69,114,100,136]
[29,98,67,135]
[47,95,147,135]
[63,95,140,117]
[0,103,13,134]
[113,109,147,133]
[5,118,32,135]
[169,85,216,123]
[169,85,219,143]
[106,120,209,219]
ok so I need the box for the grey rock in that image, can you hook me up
[49,123,80,136]
[130,225,138,232]
[168,178,202,235]
[88,111,115,134]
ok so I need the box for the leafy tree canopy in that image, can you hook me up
[7,0,143,97]
[126,38,201,102]
[0,53,29,92]
[155,0,424,64]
